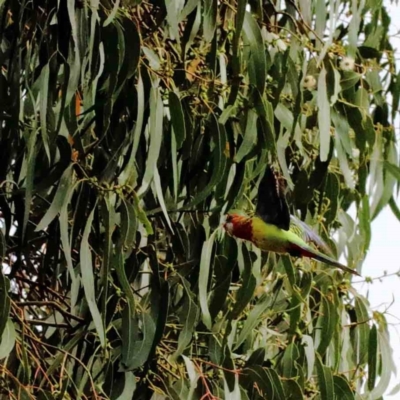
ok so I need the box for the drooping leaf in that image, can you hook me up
[243,11,266,94]
[169,91,186,149]
[198,229,218,329]
[0,271,10,340]
[35,165,73,232]
[354,295,370,365]
[333,375,355,400]
[186,114,227,207]
[318,66,331,162]
[172,277,199,360]
[368,324,378,391]
[80,205,105,347]
[315,354,334,400]
[203,0,217,42]
[115,372,137,400]
[138,86,164,196]
[235,109,258,163]
[0,319,16,359]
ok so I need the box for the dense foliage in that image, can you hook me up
[0,0,399,398]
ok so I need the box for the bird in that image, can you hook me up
[223,166,359,276]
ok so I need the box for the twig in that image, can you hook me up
[14,301,85,323]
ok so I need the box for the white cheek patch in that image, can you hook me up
[225,222,234,234]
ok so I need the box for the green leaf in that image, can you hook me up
[0,271,10,339]
[60,181,80,309]
[316,290,338,356]
[103,0,121,27]
[182,355,200,397]
[245,366,274,399]
[142,46,161,70]
[281,256,296,289]
[230,249,256,320]
[369,325,395,398]
[0,319,16,359]
[245,348,266,368]
[39,328,81,386]
[233,0,247,54]
[389,197,400,222]
[266,368,286,400]
[355,87,370,114]
[315,0,326,48]
[358,46,381,60]
[222,348,236,392]
[333,376,354,400]
[243,11,266,94]
[384,160,400,181]
[115,372,137,400]
[118,198,137,255]
[165,0,182,44]
[66,0,81,105]
[315,354,334,400]
[35,165,73,232]
[100,195,115,325]
[391,71,400,121]
[235,295,271,349]
[203,0,217,42]
[169,91,186,149]
[235,109,258,163]
[171,129,179,202]
[182,3,202,55]
[39,63,51,160]
[124,311,156,370]
[180,0,199,20]
[138,86,164,195]
[324,173,340,224]
[23,129,38,242]
[198,229,218,329]
[253,93,276,153]
[340,71,361,90]
[334,135,354,190]
[186,114,227,207]
[354,295,370,365]
[115,249,135,308]
[301,335,315,380]
[121,74,144,185]
[209,334,223,365]
[134,201,153,237]
[172,277,199,360]
[37,391,56,400]
[359,194,371,254]
[152,167,174,233]
[281,343,299,379]
[121,303,137,370]
[0,228,5,263]
[317,66,331,162]
[368,324,378,391]
[283,379,303,400]
[80,205,105,347]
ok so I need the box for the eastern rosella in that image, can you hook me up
[223,167,359,276]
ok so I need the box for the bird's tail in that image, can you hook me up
[290,243,360,276]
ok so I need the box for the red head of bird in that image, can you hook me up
[223,212,253,241]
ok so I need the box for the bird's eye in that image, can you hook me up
[226,214,232,222]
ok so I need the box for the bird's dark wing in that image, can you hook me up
[256,166,290,230]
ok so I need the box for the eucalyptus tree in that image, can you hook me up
[0,0,398,399]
